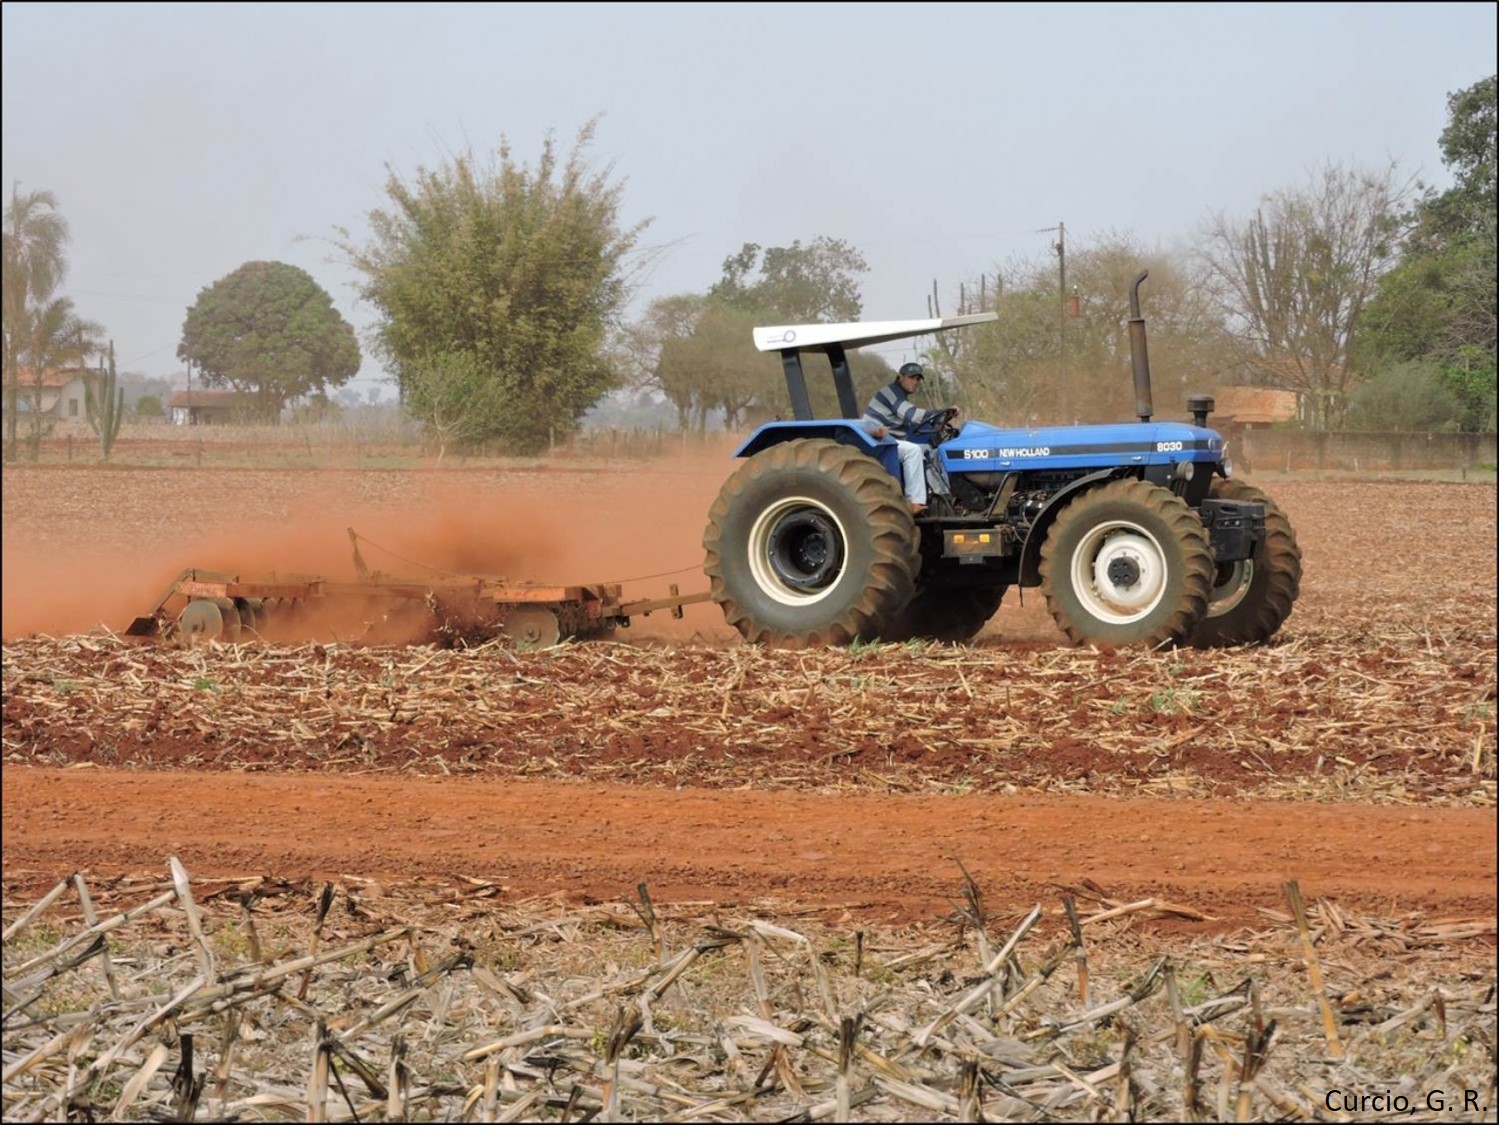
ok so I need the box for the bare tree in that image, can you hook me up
[942,235,1230,426]
[1199,162,1413,428]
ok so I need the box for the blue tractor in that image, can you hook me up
[702,272,1301,649]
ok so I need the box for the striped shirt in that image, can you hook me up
[863,380,933,438]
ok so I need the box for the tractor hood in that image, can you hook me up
[940,419,1224,474]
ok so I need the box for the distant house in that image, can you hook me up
[1210,386,1298,430]
[1214,357,1360,429]
[8,367,92,422]
[168,389,253,426]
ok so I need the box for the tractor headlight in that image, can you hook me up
[1176,460,1195,482]
[1219,442,1234,479]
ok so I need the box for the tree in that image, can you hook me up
[944,236,1231,426]
[1421,74,1497,243]
[1355,77,1496,431]
[1344,360,1465,432]
[178,261,360,422]
[710,237,869,323]
[624,237,874,435]
[402,347,508,460]
[3,185,71,460]
[1199,162,1412,428]
[338,121,650,455]
[624,293,711,431]
[21,294,102,458]
[134,394,164,419]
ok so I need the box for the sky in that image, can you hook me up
[1,2,1498,391]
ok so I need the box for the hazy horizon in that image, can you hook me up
[1,3,1497,392]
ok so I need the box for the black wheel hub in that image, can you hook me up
[1107,555,1141,587]
[767,510,843,591]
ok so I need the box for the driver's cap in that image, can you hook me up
[898,362,925,378]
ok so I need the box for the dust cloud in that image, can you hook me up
[1,443,744,644]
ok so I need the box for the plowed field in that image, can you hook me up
[1,459,1498,929]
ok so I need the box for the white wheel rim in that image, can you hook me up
[1069,521,1169,625]
[747,495,849,607]
[1206,560,1254,618]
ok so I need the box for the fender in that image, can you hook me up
[1015,467,1121,588]
[734,421,902,483]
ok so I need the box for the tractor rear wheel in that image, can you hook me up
[1039,478,1214,648]
[884,585,1007,644]
[703,439,921,647]
[1184,478,1301,648]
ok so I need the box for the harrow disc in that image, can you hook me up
[500,605,561,651]
[214,597,242,641]
[235,597,262,635]
[178,600,224,643]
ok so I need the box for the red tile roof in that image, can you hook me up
[10,367,88,389]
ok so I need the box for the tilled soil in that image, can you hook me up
[0,465,1498,930]
[1,768,1495,928]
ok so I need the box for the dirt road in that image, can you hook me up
[4,768,1492,927]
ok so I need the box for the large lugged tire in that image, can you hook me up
[1039,479,1214,648]
[703,439,921,648]
[1185,478,1301,648]
[884,585,1008,644]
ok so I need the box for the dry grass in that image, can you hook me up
[2,867,1495,1123]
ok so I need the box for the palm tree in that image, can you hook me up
[3,185,71,460]
[19,294,102,457]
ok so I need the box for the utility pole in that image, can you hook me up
[1056,221,1067,421]
[1038,222,1069,421]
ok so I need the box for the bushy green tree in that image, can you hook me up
[1355,76,1496,431]
[178,261,360,423]
[710,237,869,323]
[625,293,713,431]
[1422,74,1497,242]
[402,347,506,459]
[134,393,165,419]
[628,237,873,432]
[1345,360,1465,431]
[339,122,649,455]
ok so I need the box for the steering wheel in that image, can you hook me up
[918,407,961,447]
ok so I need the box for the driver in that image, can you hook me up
[862,362,954,515]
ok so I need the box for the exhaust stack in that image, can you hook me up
[1128,270,1153,423]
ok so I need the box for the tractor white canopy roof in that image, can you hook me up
[753,311,998,354]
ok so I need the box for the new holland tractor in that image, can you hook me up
[702,271,1301,649]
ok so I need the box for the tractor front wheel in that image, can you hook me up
[1184,478,1301,648]
[1039,479,1214,648]
[703,439,921,648]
